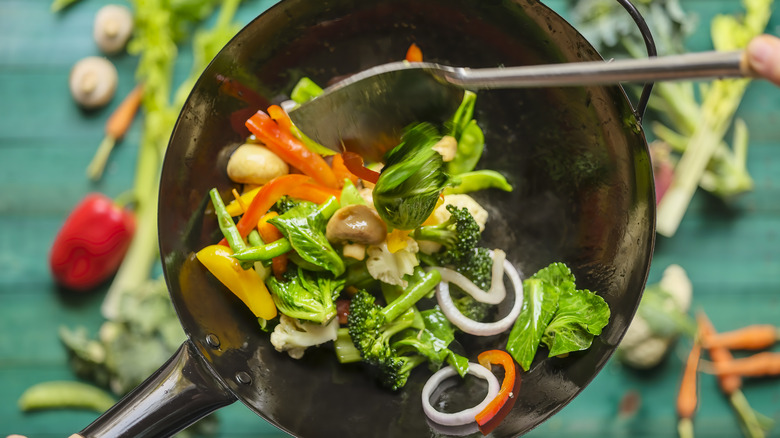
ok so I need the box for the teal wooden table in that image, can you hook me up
[1,1,779,437]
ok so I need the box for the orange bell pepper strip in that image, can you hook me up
[287,183,342,204]
[405,43,423,62]
[341,151,381,184]
[246,109,339,189]
[221,174,311,245]
[476,350,517,430]
[258,212,288,279]
[332,153,359,187]
[196,244,277,320]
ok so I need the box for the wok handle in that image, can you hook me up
[77,340,237,437]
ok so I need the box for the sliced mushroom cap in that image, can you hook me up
[326,204,387,245]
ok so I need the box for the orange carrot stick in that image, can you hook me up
[677,341,701,438]
[713,352,780,377]
[704,325,780,351]
[258,212,288,279]
[87,84,144,181]
[697,312,741,395]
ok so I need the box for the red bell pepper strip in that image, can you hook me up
[220,174,311,245]
[341,151,381,185]
[405,43,423,62]
[331,153,359,187]
[246,109,339,189]
[287,183,341,204]
[475,350,517,430]
[49,193,135,291]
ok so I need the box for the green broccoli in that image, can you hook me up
[347,267,442,389]
[272,195,304,215]
[414,204,481,265]
[266,267,344,324]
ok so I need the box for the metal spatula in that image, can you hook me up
[288,50,754,160]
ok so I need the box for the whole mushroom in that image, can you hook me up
[93,5,134,55]
[326,205,387,246]
[69,56,118,109]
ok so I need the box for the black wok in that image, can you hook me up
[76,0,656,436]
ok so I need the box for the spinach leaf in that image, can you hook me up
[269,201,345,276]
[541,289,610,357]
[392,307,469,377]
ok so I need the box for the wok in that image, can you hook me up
[76,0,656,436]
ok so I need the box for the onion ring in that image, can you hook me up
[436,257,523,336]
[436,249,507,304]
[421,363,500,426]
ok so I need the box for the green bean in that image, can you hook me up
[445,169,513,195]
[232,239,292,262]
[209,188,246,252]
[18,381,115,413]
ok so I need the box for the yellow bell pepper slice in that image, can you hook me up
[196,244,277,320]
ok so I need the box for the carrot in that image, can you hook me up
[405,43,423,62]
[341,151,381,184]
[258,211,287,279]
[87,84,144,181]
[713,352,780,377]
[697,312,741,395]
[704,325,780,351]
[677,341,701,438]
[697,312,767,438]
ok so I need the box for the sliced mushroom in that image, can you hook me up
[227,143,289,185]
[69,56,118,109]
[94,5,134,55]
[326,204,387,245]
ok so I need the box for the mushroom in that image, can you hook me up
[69,56,118,109]
[227,143,289,185]
[326,204,387,245]
[93,5,134,55]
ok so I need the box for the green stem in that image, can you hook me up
[729,390,768,438]
[86,135,117,181]
[382,268,441,322]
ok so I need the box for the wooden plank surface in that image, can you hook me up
[1,0,779,437]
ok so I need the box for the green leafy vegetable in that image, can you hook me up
[268,197,345,276]
[291,77,324,104]
[506,262,610,371]
[339,179,367,207]
[267,267,344,324]
[541,289,610,356]
[373,123,451,230]
[392,308,469,377]
[445,169,513,195]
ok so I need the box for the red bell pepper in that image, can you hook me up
[331,153,359,187]
[341,151,380,185]
[475,349,518,434]
[246,109,339,189]
[49,193,135,291]
[222,174,312,245]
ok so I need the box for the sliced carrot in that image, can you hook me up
[341,151,380,184]
[704,325,779,351]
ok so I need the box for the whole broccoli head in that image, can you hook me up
[414,204,481,265]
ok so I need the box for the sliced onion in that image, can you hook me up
[436,249,507,304]
[436,257,523,336]
[421,363,500,426]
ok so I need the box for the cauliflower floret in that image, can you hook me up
[418,194,489,254]
[366,239,420,287]
[270,315,339,359]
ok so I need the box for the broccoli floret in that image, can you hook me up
[377,354,428,390]
[272,195,304,215]
[347,267,442,389]
[414,205,480,265]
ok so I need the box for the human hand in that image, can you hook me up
[747,34,780,86]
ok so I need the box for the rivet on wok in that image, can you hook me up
[236,371,252,385]
[205,334,220,348]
